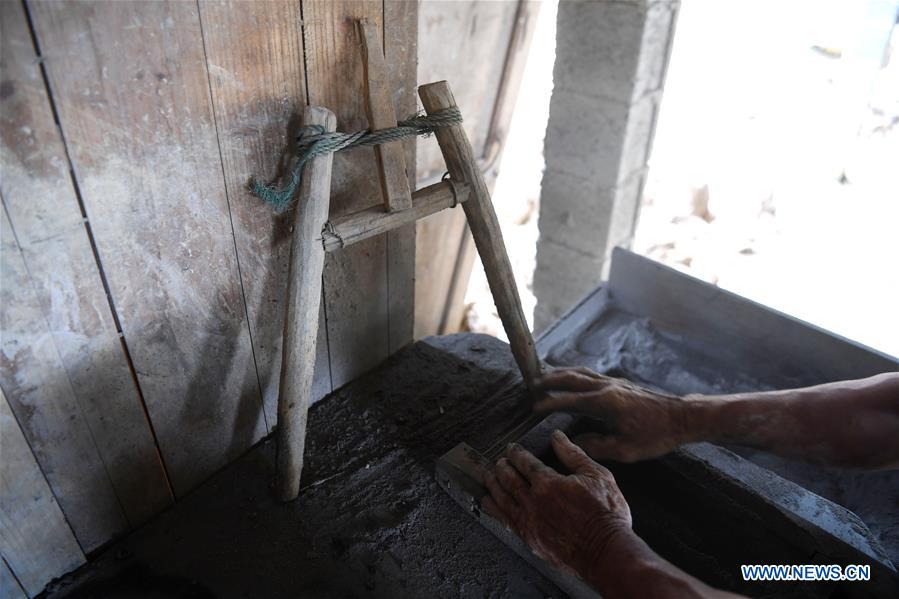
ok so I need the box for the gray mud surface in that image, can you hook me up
[545,303,899,567]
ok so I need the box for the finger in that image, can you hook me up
[537,369,604,392]
[572,366,603,379]
[532,391,593,414]
[495,458,530,497]
[481,495,511,527]
[574,432,638,463]
[551,430,605,476]
[506,443,555,484]
[484,469,518,513]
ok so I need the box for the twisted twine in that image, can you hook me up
[250,106,463,212]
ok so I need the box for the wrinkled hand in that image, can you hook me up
[534,367,691,463]
[481,431,632,577]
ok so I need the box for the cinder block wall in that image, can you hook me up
[534,0,679,331]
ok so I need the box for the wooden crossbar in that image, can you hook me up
[321,180,470,252]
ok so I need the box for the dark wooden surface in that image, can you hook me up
[1,2,421,591]
[1,386,85,598]
[196,0,331,426]
[29,0,266,497]
[1,0,172,552]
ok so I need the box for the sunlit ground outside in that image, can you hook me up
[464,0,898,359]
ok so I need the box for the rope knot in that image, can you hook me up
[250,107,463,212]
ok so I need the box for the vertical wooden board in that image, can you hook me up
[0,0,171,530]
[0,388,85,597]
[359,18,411,212]
[29,1,265,494]
[196,0,331,422]
[384,0,418,352]
[413,207,467,337]
[414,0,520,337]
[0,558,27,599]
[0,206,126,550]
[416,1,519,182]
[437,1,541,337]
[302,0,390,388]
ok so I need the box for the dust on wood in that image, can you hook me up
[383,0,418,353]
[197,0,332,426]
[1,388,85,596]
[1,201,127,550]
[302,1,391,388]
[29,1,265,495]
[0,0,172,539]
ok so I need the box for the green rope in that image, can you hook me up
[250,107,463,212]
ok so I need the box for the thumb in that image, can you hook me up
[551,430,598,475]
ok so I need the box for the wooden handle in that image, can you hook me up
[418,81,542,390]
[276,106,336,501]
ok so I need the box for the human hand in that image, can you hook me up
[481,430,633,577]
[534,367,692,463]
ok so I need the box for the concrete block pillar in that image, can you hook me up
[534,0,679,331]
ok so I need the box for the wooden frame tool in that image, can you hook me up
[276,23,541,501]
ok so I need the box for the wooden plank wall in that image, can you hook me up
[1,389,84,597]
[1,557,28,599]
[415,0,539,337]
[0,0,417,594]
[0,0,171,551]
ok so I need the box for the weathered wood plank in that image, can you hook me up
[277,106,336,501]
[29,1,265,494]
[419,81,542,389]
[359,18,412,213]
[608,248,899,381]
[302,0,390,388]
[414,208,469,337]
[196,0,331,423]
[438,0,542,337]
[0,558,27,599]
[0,203,126,549]
[416,1,520,182]
[415,0,536,337]
[323,181,469,252]
[0,388,85,597]
[0,0,171,533]
[383,0,418,352]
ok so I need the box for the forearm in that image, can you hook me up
[586,527,742,598]
[682,373,899,469]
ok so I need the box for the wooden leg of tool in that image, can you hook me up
[276,106,337,502]
[418,81,542,390]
